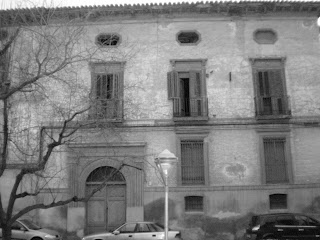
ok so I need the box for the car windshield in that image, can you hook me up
[19,219,41,230]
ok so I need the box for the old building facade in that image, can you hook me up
[1,1,320,240]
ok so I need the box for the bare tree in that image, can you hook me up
[0,6,141,240]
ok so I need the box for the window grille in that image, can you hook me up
[181,140,205,185]
[269,194,287,209]
[185,196,203,212]
[264,138,288,184]
[86,166,125,182]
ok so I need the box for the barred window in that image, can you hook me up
[185,196,203,212]
[270,194,287,209]
[181,140,205,185]
[264,138,288,184]
[96,33,121,47]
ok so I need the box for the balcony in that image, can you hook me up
[254,96,291,118]
[90,99,123,120]
[172,97,208,120]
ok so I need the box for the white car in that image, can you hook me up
[82,222,182,240]
[0,219,62,240]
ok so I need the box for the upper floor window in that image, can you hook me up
[251,58,291,118]
[96,33,121,47]
[90,62,124,120]
[0,52,9,84]
[176,31,201,45]
[167,59,208,120]
[254,29,277,44]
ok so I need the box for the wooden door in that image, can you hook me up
[86,184,126,234]
[106,185,126,231]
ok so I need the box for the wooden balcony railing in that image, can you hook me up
[90,99,123,120]
[254,96,291,117]
[172,97,208,118]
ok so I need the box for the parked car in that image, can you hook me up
[0,219,62,240]
[82,222,182,240]
[246,212,320,240]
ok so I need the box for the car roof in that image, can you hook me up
[124,222,157,224]
[253,213,309,218]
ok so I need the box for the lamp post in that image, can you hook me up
[155,149,178,240]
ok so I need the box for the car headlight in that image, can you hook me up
[45,234,57,239]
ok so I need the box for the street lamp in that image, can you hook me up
[155,149,178,240]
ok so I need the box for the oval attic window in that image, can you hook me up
[254,29,277,44]
[96,33,120,47]
[177,31,200,45]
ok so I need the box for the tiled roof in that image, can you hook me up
[0,1,319,24]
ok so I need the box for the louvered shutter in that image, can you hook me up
[167,71,181,117]
[264,138,288,183]
[256,70,272,115]
[167,71,179,99]
[189,71,202,116]
[113,72,123,119]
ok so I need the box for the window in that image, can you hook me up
[269,194,287,209]
[0,29,8,41]
[0,52,9,84]
[11,221,23,230]
[264,137,288,184]
[276,215,294,225]
[254,29,277,44]
[96,33,121,47]
[258,130,292,184]
[185,196,204,212]
[167,59,208,120]
[177,31,201,45]
[251,58,290,117]
[118,223,136,233]
[90,62,124,120]
[181,140,205,185]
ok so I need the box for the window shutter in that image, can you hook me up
[189,71,202,116]
[269,70,284,97]
[167,71,179,99]
[189,71,201,97]
[264,138,288,183]
[257,71,270,97]
[113,71,123,118]
[114,72,123,99]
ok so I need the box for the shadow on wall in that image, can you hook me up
[302,196,320,220]
[182,213,252,240]
[144,198,177,223]
[144,198,254,240]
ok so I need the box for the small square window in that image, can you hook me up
[185,196,203,212]
[269,194,287,210]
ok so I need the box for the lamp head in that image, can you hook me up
[155,149,178,173]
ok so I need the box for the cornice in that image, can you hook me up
[1,1,320,26]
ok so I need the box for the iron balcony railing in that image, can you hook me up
[91,99,123,120]
[254,96,291,117]
[172,97,208,117]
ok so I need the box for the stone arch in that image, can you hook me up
[78,159,132,198]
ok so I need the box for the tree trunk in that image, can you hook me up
[1,225,13,240]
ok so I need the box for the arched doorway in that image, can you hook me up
[86,166,126,234]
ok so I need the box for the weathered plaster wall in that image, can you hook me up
[77,16,320,120]
[3,12,320,240]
